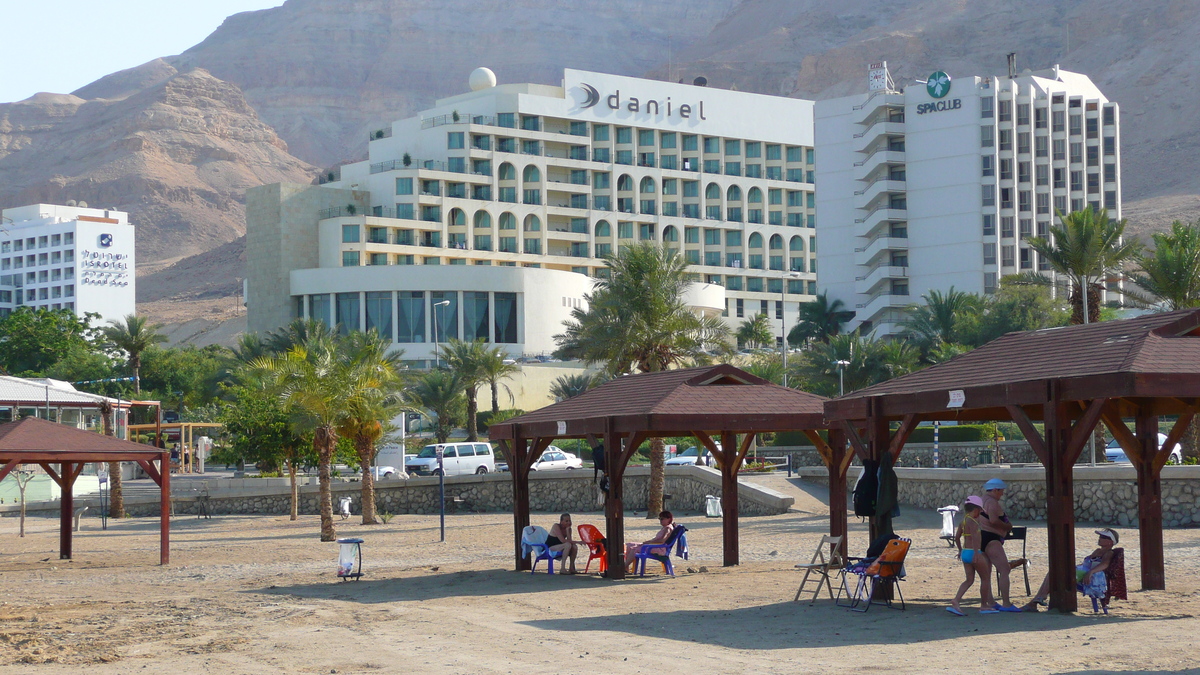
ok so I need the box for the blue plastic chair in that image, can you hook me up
[520,525,564,574]
[634,524,689,577]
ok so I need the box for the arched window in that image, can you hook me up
[595,220,611,237]
[663,225,678,242]
[769,234,783,250]
[748,187,763,203]
[727,185,742,202]
[705,183,721,200]
[523,214,541,232]
[449,208,466,227]
[748,232,764,249]
[499,212,516,230]
[640,177,656,194]
[789,235,804,252]
[474,211,492,230]
[522,165,540,183]
[617,174,633,191]
[498,163,516,181]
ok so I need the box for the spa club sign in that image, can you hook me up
[916,70,962,115]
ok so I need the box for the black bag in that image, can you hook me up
[853,459,880,517]
[591,444,606,477]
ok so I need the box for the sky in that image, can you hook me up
[0,0,285,103]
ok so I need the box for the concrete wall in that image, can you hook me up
[796,465,1200,527]
[769,441,1040,468]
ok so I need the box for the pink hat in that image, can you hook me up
[964,495,984,508]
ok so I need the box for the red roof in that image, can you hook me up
[827,309,1200,419]
[0,416,165,460]
[491,364,829,438]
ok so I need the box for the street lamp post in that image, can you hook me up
[835,359,850,397]
[433,300,450,367]
[780,272,802,387]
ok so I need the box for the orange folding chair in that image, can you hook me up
[577,524,608,574]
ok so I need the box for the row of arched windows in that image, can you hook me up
[492,163,788,207]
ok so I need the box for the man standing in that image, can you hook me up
[980,478,1021,611]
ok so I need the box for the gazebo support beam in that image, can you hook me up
[59,462,78,559]
[604,427,627,579]
[721,431,743,566]
[159,454,170,565]
[1043,396,1076,612]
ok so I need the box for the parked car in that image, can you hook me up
[496,446,584,472]
[404,442,496,476]
[665,445,719,467]
[1105,433,1182,465]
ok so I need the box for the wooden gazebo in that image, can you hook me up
[825,309,1200,611]
[0,416,172,564]
[489,364,832,578]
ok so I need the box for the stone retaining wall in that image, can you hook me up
[5,466,793,520]
[796,465,1200,527]
[769,441,1039,469]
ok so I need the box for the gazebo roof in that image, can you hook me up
[0,416,164,462]
[0,376,124,408]
[490,364,829,439]
[826,309,1200,421]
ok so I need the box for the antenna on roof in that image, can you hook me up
[1007,52,1017,78]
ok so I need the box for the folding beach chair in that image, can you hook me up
[837,537,911,612]
[793,535,845,604]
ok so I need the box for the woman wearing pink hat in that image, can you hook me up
[949,495,997,616]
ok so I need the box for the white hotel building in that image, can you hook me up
[247,68,819,362]
[0,204,135,324]
[816,65,1121,337]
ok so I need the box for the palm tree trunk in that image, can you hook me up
[646,436,665,518]
[315,427,336,542]
[358,436,378,525]
[99,402,125,518]
[288,457,298,521]
[1070,282,1103,325]
[465,389,479,442]
[491,380,500,415]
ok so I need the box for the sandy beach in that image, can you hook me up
[2,475,1199,674]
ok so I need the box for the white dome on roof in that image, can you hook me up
[469,67,497,91]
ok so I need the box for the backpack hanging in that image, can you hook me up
[853,459,880,517]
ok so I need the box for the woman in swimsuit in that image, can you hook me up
[546,513,579,574]
[980,478,1021,611]
[624,511,676,572]
[950,496,996,616]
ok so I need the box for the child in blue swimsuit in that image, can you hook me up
[949,496,997,616]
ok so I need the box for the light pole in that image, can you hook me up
[780,272,802,387]
[835,359,850,397]
[433,300,450,367]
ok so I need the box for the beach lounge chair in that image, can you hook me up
[520,525,563,574]
[837,537,911,612]
[634,524,689,577]
[793,535,845,604]
[577,524,608,574]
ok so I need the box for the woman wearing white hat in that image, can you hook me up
[980,478,1021,611]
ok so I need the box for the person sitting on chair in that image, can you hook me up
[624,511,675,572]
[1022,528,1119,610]
[546,513,579,574]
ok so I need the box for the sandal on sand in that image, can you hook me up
[996,604,1023,613]
[980,608,1001,614]
[946,607,966,617]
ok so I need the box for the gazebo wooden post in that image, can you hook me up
[160,451,170,565]
[1043,392,1077,612]
[1134,413,1164,590]
[865,400,889,541]
[59,461,75,560]
[603,424,626,579]
[720,430,739,567]
[505,437,533,571]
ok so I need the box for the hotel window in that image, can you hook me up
[1104,164,1116,183]
[1087,173,1100,194]
[1000,158,1012,180]
[1019,191,1032,212]
[787,147,803,162]
[1017,132,1030,154]
[1053,139,1066,161]
[725,139,740,156]
[981,126,994,148]
[1034,107,1047,129]
[745,164,761,178]
[38,253,48,266]
[1086,146,1099,167]
[496,113,515,128]
[1055,195,1068,212]
[342,224,360,243]
[638,152,656,167]
[1105,191,1117,210]
[447,132,465,149]
[660,155,677,170]
[638,129,655,146]
[981,155,994,177]
[616,150,633,165]
[593,124,609,141]
[682,134,698,151]
[766,144,781,160]
[616,127,632,144]
[1069,115,1082,135]
[1019,219,1033,238]
[660,132,676,149]
[766,166,783,180]
[725,162,741,176]
[703,137,719,153]
[521,140,539,155]
[1018,161,1030,183]
[472,134,491,151]
[1001,216,1015,238]
[1070,142,1082,163]
[50,234,61,246]
[569,121,587,136]
[1037,193,1050,215]
[369,252,387,266]
[1036,165,1048,186]
[335,293,360,334]
[982,214,995,236]
[983,243,997,265]
[745,141,761,158]
[64,250,75,262]
[1103,137,1115,156]
[342,251,360,267]
[1001,245,1015,268]
[1035,136,1048,158]
[999,129,1012,151]
[1053,168,1066,189]
[981,96,994,118]
[1052,110,1065,132]
[998,100,1011,122]
[1017,104,1030,126]
[1086,117,1098,139]
[520,115,540,131]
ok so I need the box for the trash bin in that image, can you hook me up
[336,537,364,581]
[705,495,723,518]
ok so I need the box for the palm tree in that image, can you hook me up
[101,314,166,393]
[800,332,918,397]
[438,338,490,441]
[743,353,785,385]
[265,318,336,354]
[338,331,405,525]
[479,346,520,415]
[409,370,465,443]
[736,313,774,350]
[553,242,729,517]
[96,398,124,518]
[1130,219,1200,311]
[253,333,352,541]
[1027,207,1141,324]
[900,287,983,351]
[788,292,854,346]
[549,372,599,401]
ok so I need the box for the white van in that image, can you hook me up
[405,442,496,476]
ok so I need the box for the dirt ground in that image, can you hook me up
[2,477,1200,674]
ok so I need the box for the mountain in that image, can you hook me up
[0,64,316,266]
